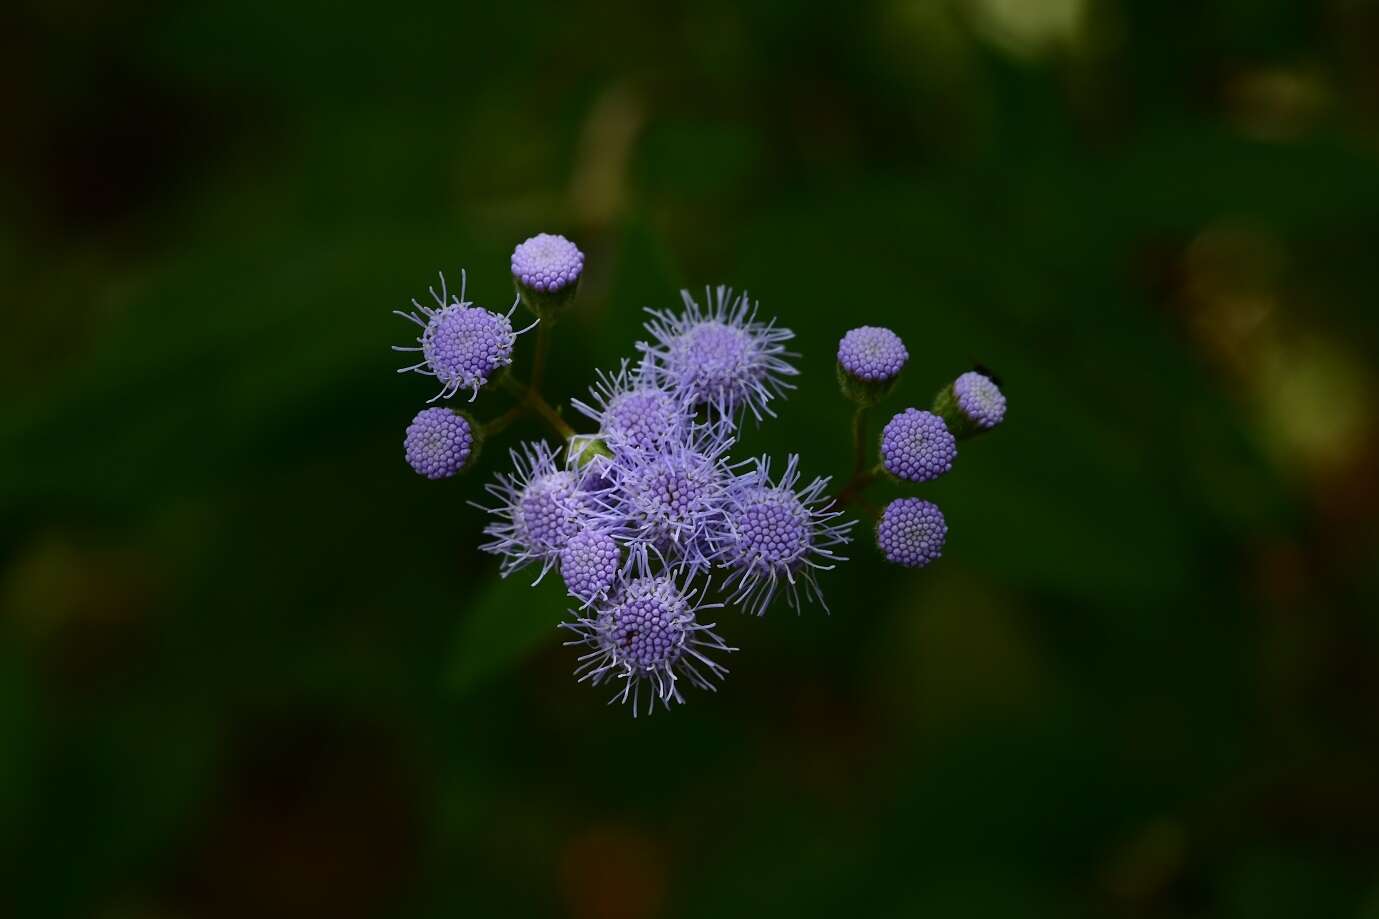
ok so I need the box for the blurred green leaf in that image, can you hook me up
[448,574,567,694]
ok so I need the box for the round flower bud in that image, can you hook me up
[934,370,1007,438]
[403,407,477,479]
[560,529,620,605]
[875,498,947,568]
[511,232,584,316]
[838,326,908,382]
[836,326,907,405]
[954,371,1006,428]
[880,408,956,483]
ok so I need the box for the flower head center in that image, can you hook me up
[606,592,686,670]
[517,471,583,552]
[627,457,716,537]
[422,305,512,387]
[670,321,755,402]
[603,388,680,451]
[735,488,811,567]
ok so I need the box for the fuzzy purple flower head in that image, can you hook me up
[876,498,947,568]
[719,455,854,615]
[641,286,797,422]
[953,370,1007,430]
[599,426,738,575]
[511,233,584,294]
[394,271,531,401]
[560,529,620,606]
[880,408,956,483]
[404,407,476,479]
[477,442,603,582]
[573,361,689,457]
[838,326,908,383]
[564,574,733,715]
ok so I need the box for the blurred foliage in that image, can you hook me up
[4,0,1379,916]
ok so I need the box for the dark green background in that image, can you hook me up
[5,1,1379,916]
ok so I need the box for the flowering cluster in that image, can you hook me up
[393,233,1006,715]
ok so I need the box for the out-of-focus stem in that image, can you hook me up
[499,371,576,441]
[528,391,575,440]
[850,405,868,479]
[836,407,872,506]
[529,318,554,396]
[482,403,525,438]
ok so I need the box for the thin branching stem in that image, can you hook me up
[499,370,577,442]
[836,405,875,506]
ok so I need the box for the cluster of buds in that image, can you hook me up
[835,329,1007,568]
[393,235,1006,715]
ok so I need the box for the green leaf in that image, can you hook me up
[448,573,568,694]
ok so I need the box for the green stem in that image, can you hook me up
[528,390,576,440]
[529,317,554,396]
[836,406,876,507]
[481,403,524,438]
[851,405,869,480]
[499,372,575,441]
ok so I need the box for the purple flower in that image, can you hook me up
[837,326,908,383]
[560,529,620,606]
[403,407,476,479]
[563,573,733,715]
[597,426,740,575]
[880,408,956,483]
[476,442,603,582]
[393,270,535,401]
[875,498,947,568]
[719,455,854,616]
[953,370,1007,430]
[572,361,689,457]
[640,286,797,421]
[511,233,584,294]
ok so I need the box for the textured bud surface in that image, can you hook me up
[560,529,621,605]
[837,326,908,383]
[733,487,812,569]
[511,233,584,293]
[403,408,475,479]
[605,388,683,450]
[953,371,1007,429]
[876,498,947,568]
[516,471,585,553]
[880,408,956,483]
